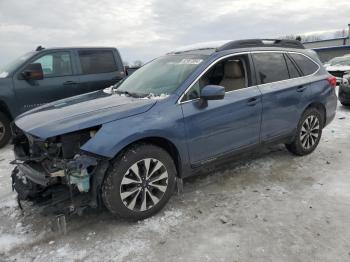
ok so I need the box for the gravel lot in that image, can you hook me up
[0,102,349,262]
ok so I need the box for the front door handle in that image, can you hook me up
[247,97,258,106]
[296,86,306,92]
[63,81,78,85]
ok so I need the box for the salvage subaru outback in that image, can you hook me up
[11,39,337,220]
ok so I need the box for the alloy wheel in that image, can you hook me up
[120,158,168,212]
[300,115,320,150]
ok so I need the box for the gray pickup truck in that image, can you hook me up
[0,46,125,147]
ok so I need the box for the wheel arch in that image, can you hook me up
[115,136,183,178]
[0,100,12,121]
[303,102,326,127]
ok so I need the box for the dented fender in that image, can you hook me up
[80,100,191,176]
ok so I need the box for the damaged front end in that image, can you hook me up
[11,124,109,215]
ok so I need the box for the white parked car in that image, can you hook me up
[324,55,350,84]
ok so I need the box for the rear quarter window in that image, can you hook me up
[78,50,118,74]
[289,53,319,76]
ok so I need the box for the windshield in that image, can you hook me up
[0,51,35,78]
[116,54,209,96]
[326,56,350,66]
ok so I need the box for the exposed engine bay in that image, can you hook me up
[11,124,109,215]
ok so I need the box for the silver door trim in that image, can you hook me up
[177,50,321,104]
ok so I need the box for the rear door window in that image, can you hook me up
[78,50,118,74]
[252,53,289,84]
[289,53,319,76]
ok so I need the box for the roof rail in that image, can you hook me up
[216,39,305,52]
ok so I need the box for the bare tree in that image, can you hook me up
[334,29,347,38]
[132,60,143,67]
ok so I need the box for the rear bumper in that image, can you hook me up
[324,89,338,127]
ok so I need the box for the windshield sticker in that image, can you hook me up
[179,59,203,65]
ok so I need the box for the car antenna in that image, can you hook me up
[36,45,45,51]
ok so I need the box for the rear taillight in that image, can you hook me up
[327,76,337,88]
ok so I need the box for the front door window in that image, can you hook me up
[33,52,72,77]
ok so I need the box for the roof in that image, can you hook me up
[170,40,231,53]
[169,39,305,54]
[35,46,118,52]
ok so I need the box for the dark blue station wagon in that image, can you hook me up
[12,39,337,220]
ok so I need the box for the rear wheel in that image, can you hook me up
[0,112,11,148]
[285,108,323,156]
[102,143,176,220]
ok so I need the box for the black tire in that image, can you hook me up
[285,108,323,156]
[102,143,177,220]
[0,112,11,148]
[340,101,350,106]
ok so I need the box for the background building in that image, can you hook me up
[303,24,350,62]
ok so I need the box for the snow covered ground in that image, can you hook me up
[0,102,350,262]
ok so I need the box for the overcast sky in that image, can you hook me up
[0,0,349,66]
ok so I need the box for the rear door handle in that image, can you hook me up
[63,81,78,85]
[247,97,258,106]
[296,86,306,92]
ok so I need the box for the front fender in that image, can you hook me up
[81,103,190,173]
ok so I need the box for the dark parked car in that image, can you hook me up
[0,46,125,147]
[339,72,350,106]
[11,39,337,220]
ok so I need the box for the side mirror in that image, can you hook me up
[21,63,43,80]
[200,85,225,100]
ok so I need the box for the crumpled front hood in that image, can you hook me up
[15,90,156,139]
[326,65,350,72]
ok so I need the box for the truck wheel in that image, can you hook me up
[0,112,11,148]
[285,108,323,156]
[102,143,177,220]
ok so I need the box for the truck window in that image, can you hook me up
[78,50,118,74]
[33,52,72,77]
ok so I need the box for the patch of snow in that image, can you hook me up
[103,86,115,94]
[0,234,27,253]
[142,93,169,100]
[111,239,148,261]
[0,194,18,209]
[138,209,184,236]
[0,72,8,78]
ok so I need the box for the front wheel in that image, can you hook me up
[285,108,323,156]
[102,143,177,220]
[0,112,11,148]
